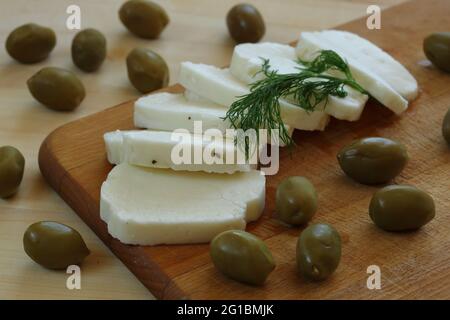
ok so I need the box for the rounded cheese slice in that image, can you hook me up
[100,164,265,245]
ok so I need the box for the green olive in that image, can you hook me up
[443,107,450,145]
[0,146,25,198]
[119,0,169,39]
[337,137,408,185]
[276,176,317,225]
[23,221,90,269]
[424,32,450,73]
[226,3,265,44]
[5,23,56,64]
[210,230,275,286]
[71,28,107,72]
[126,48,169,93]
[27,67,85,111]
[296,223,341,281]
[369,185,435,232]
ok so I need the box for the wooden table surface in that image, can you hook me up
[0,0,406,300]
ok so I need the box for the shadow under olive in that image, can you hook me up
[296,223,341,281]
[443,107,450,145]
[226,3,265,44]
[337,137,408,185]
[119,0,169,39]
[210,230,275,286]
[6,23,56,64]
[23,221,90,269]
[369,185,435,232]
[0,146,25,198]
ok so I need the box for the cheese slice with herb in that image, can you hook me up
[100,164,265,245]
[179,62,330,130]
[104,130,257,174]
[297,31,410,115]
[229,42,369,121]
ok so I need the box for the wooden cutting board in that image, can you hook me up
[38,0,450,299]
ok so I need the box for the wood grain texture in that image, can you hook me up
[37,0,450,300]
[0,0,419,299]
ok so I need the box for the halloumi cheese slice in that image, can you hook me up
[179,62,330,130]
[297,31,410,115]
[104,130,257,174]
[134,92,294,146]
[100,163,265,245]
[229,42,369,121]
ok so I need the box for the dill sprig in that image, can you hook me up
[224,50,367,148]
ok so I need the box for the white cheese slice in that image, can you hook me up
[308,30,418,101]
[229,42,369,121]
[134,92,294,146]
[179,62,330,130]
[104,130,256,174]
[297,32,409,115]
[100,164,265,245]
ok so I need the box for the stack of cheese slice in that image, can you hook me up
[100,31,418,246]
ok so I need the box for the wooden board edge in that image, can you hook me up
[38,125,191,300]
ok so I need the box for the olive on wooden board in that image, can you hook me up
[72,28,107,72]
[443,107,450,145]
[369,185,435,232]
[424,32,450,73]
[119,0,169,39]
[210,230,275,286]
[6,23,56,64]
[296,223,341,281]
[337,137,409,185]
[126,47,169,93]
[27,67,86,111]
[23,221,90,269]
[276,176,317,225]
[0,146,25,198]
[226,3,265,44]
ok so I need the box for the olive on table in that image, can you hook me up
[226,3,265,44]
[424,32,450,73]
[5,23,56,64]
[369,185,435,232]
[126,47,169,93]
[443,107,450,145]
[276,176,317,225]
[119,0,169,39]
[23,221,90,269]
[27,67,86,111]
[72,28,107,72]
[210,230,275,286]
[337,137,409,185]
[296,223,341,281]
[0,146,25,198]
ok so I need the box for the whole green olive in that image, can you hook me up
[6,23,56,64]
[71,28,107,72]
[443,107,450,145]
[296,223,341,281]
[369,185,435,232]
[0,146,25,198]
[27,67,86,111]
[126,48,169,93]
[210,230,275,286]
[119,0,169,39]
[23,221,90,269]
[276,176,317,225]
[337,137,408,185]
[424,32,450,73]
[226,3,265,44]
